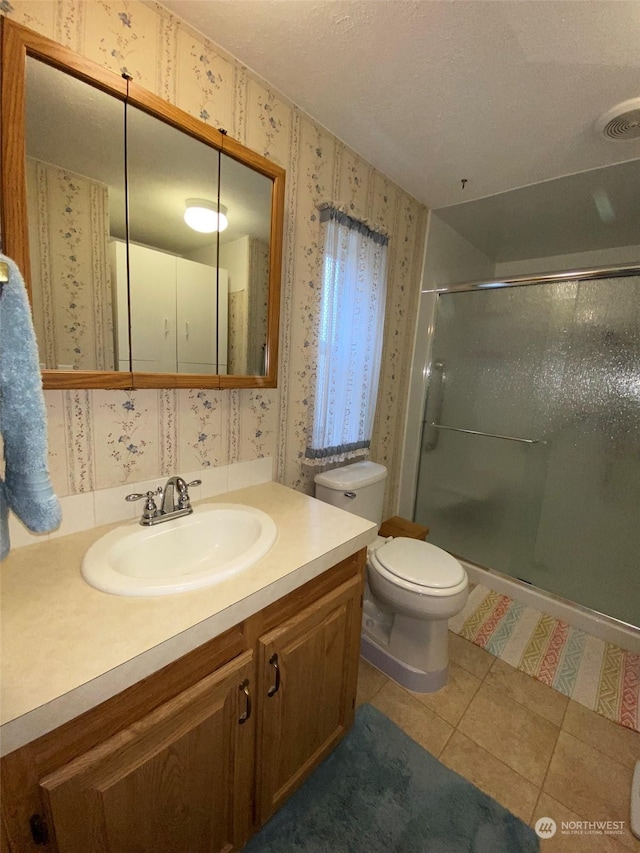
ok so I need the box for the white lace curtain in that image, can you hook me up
[305,206,388,465]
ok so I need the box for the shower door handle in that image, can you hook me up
[423,360,445,452]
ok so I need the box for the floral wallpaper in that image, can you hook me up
[247,237,270,376]
[3,0,427,518]
[225,236,269,376]
[27,159,114,371]
[227,290,247,375]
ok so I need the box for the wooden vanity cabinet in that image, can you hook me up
[0,550,365,853]
[41,653,255,853]
[255,574,362,823]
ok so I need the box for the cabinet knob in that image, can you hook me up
[267,653,281,697]
[238,679,251,724]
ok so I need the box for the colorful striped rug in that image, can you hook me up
[449,585,640,733]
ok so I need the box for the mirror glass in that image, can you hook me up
[25,56,127,371]
[125,104,223,375]
[124,109,272,376]
[23,53,276,380]
[219,151,272,376]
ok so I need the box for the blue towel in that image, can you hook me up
[0,253,61,559]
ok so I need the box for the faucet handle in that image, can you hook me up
[174,478,201,492]
[126,488,162,521]
[177,479,202,509]
[125,487,162,503]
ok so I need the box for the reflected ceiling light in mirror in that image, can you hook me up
[184,198,228,233]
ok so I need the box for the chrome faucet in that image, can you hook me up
[161,475,189,514]
[126,475,202,526]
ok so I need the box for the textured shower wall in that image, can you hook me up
[4,0,427,517]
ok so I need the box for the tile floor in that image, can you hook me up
[356,632,640,852]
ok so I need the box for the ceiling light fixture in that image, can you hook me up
[184,199,228,233]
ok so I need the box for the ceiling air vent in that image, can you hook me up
[595,98,640,141]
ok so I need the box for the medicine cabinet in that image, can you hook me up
[0,19,285,389]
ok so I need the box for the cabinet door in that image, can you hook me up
[176,260,228,373]
[129,243,178,373]
[256,574,362,822]
[39,651,255,853]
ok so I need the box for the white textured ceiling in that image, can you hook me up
[161,0,640,211]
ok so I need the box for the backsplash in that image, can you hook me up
[3,0,427,520]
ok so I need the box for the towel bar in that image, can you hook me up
[426,423,543,444]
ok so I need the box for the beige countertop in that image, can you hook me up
[0,482,376,756]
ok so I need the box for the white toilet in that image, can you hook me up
[314,460,468,692]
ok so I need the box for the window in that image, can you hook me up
[305,206,388,464]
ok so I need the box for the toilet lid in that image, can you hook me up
[373,538,465,589]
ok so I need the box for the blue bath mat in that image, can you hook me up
[244,703,539,852]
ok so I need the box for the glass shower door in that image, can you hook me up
[415,276,640,627]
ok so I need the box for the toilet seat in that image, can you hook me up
[368,537,467,597]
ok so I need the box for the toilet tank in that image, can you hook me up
[314,461,388,526]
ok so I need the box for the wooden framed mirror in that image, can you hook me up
[1,19,285,390]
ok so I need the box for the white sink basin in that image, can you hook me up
[82,504,277,596]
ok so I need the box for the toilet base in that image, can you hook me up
[361,633,448,693]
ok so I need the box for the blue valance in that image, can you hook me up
[305,440,371,461]
[318,205,389,246]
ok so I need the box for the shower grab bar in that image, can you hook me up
[426,423,543,445]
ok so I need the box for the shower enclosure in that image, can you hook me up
[414,269,640,629]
